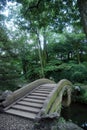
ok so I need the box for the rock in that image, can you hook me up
[51,126,57,130]
[0,90,13,102]
[2,90,12,98]
[81,122,87,130]
[33,119,83,130]
[75,86,81,91]
[57,122,83,130]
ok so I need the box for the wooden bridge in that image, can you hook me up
[0,79,72,120]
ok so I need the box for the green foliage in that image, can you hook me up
[77,87,87,104]
[81,91,87,103]
[70,64,87,82]
[0,0,87,91]
[58,117,66,123]
[44,62,87,83]
[16,0,80,32]
[67,63,87,83]
[72,72,85,83]
[72,84,87,104]
[0,28,23,90]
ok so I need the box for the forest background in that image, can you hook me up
[0,0,87,91]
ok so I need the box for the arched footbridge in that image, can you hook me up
[0,79,72,120]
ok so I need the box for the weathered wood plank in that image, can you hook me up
[6,109,36,119]
[18,101,43,108]
[23,98,44,104]
[31,93,48,97]
[27,95,47,100]
[12,104,40,113]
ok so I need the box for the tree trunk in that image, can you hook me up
[77,0,87,36]
[43,28,48,66]
[36,29,45,78]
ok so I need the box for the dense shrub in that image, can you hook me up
[45,62,87,83]
[70,64,87,83]
[71,72,86,83]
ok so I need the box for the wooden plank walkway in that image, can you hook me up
[5,84,57,120]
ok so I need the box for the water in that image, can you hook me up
[61,103,87,130]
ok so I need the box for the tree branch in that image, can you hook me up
[24,0,42,15]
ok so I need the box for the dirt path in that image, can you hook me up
[0,112,83,130]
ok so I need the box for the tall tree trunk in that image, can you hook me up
[43,28,48,66]
[36,29,45,78]
[77,0,87,36]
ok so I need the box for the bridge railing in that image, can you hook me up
[1,78,55,108]
[37,79,72,119]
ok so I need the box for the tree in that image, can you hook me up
[0,31,22,89]
[64,33,86,64]
[77,0,87,36]
[16,0,80,30]
[1,0,87,85]
[0,2,24,89]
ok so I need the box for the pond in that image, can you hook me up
[61,102,87,130]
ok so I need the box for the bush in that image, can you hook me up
[70,64,87,83]
[79,88,87,104]
[71,71,86,83]
[45,63,87,83]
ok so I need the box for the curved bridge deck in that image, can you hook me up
[5,84,57,119]
[0,79,72,120]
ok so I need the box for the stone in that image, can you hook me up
[51,126,57,130]
[0,90,13,102]
[57,122,83,130]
